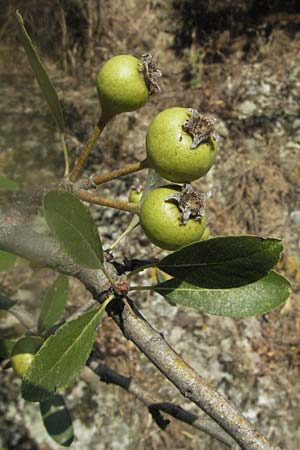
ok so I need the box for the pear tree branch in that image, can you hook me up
[0,224,281,450]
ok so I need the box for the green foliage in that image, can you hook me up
[15,11,64,132]
[22,298,112,402]
[38,275,69,333]
[134,236,289,316]
[0,250,17,272]
[155,271,291,317]
[40,395,74,447]
[43,190,103,269]
[156,236,283,288]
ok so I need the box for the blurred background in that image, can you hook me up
[0,1,300,449]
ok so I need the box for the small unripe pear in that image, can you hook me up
[11,336,44,378]
[140,185,207,250]
[96,55,149,118]
[146,107,218,183]
[128,187,143,204]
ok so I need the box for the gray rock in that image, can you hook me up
[290,210,300,224]
[237,100,257,117]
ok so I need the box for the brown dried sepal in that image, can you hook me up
[139,53,162,95]
[183,109,219,149]
[166,183,210,225]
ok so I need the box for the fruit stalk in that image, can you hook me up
[76,189,140,214]
[69,114,112,183]
[93,159,148,185]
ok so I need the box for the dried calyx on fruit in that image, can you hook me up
[166,183,211,224]
[96,54,161,118]
[139,53,162,95]
[140,184,209,250]
[183,108,219,148]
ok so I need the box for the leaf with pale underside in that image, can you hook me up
[15,11,64,132]
[155,271,291,317]
[22,298,111,402]
[157,236,283,288]
[40,395,74,447]
[38,275,69,333]
[43,190,103,269]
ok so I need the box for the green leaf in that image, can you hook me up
[155,271,291,317]
[0,176,19,191]
[43,190,103,269]
[40,395,74,447]
[0,339,16,359]
[15,11,64,132]
[38,276,69,333]
[22,298,112,402]
[157,236,283,288]
[0,250,17,272]
[0,295,17,310]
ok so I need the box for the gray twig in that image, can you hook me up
[0,225,282,450]
[87,357,239,448]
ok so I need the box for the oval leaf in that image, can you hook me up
[155,271,291,317]
[22,298,111,402]
[43,190,103,269]
[40,395,74,447]
[38,276,69,333]
[0,176,19,191]
[157,236,283,288]
[15,11,64,132]
[0,250,17,272]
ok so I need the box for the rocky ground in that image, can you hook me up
[0,1,300,449]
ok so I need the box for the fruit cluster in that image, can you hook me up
[96,54,218,250]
